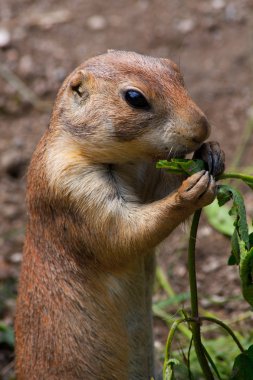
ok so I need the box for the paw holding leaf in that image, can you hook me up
[177,170,216,209]
[176,141,224,209]
[156,141,225,178]
[156,140,225,209]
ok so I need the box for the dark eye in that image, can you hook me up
[124,90,151,110]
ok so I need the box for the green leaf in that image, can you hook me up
[216,185,233,207]
[0,323,14,348]
[156,160,176,169]
[228,254,237,265]
[217,185,249,250]
[156,158,205,176]
[240,247,253,308]
[172,158,205,175]
[230,345,253,380]
[156,160,184,174]
[164,358,180,380]
[214,185,253,307]
[230,230,241,265]
[205,192,253,239]
[204,199,235,236]
[229,189,249,250]
[249,232,253,249]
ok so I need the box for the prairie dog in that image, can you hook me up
[15,51,224,380]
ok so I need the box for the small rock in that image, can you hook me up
[174,265,186,277]
[202,258,221,273]
[18,55,34,76]
[247,106,253,119]
[154,340,163,350]
[87,15,107,31]
[198,226,212,238]
[0,28,11,48]
[176,19,195,34]
[225,4,238,21]
[9,252,23,264]
[2,204,18,219]
[210,294,226,304]
[211,0,225,10]
[136,0,149,11]
[25,10,72,30]
[200,298,211,307]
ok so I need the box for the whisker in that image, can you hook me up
[168,146,174,157]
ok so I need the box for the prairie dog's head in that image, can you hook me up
[51,50,210,164]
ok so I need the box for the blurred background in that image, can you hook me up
[0,0,253,379]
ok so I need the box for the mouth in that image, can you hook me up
[153,146,194,161]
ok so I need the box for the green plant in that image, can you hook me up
[0,322,14,348]
[157,158,253,380]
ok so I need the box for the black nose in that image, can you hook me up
[192,116,211,144]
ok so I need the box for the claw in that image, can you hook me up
[193,141,225,177]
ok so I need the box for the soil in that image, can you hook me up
[0,0,253,378]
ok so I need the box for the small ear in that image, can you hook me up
[161,58,181,73]
[69,70,95,99]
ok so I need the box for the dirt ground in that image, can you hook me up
[0,0,253,378]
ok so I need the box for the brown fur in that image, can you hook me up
[15,51,218,380]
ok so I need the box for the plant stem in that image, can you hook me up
[218,172,253,183]
[163,318,186,378]
[188,209,214,380]
[152,304,192,340]
[201,345,222,380]
[200,316,244,353]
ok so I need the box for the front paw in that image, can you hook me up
[193,141,225,177]
[177,170,216,209]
